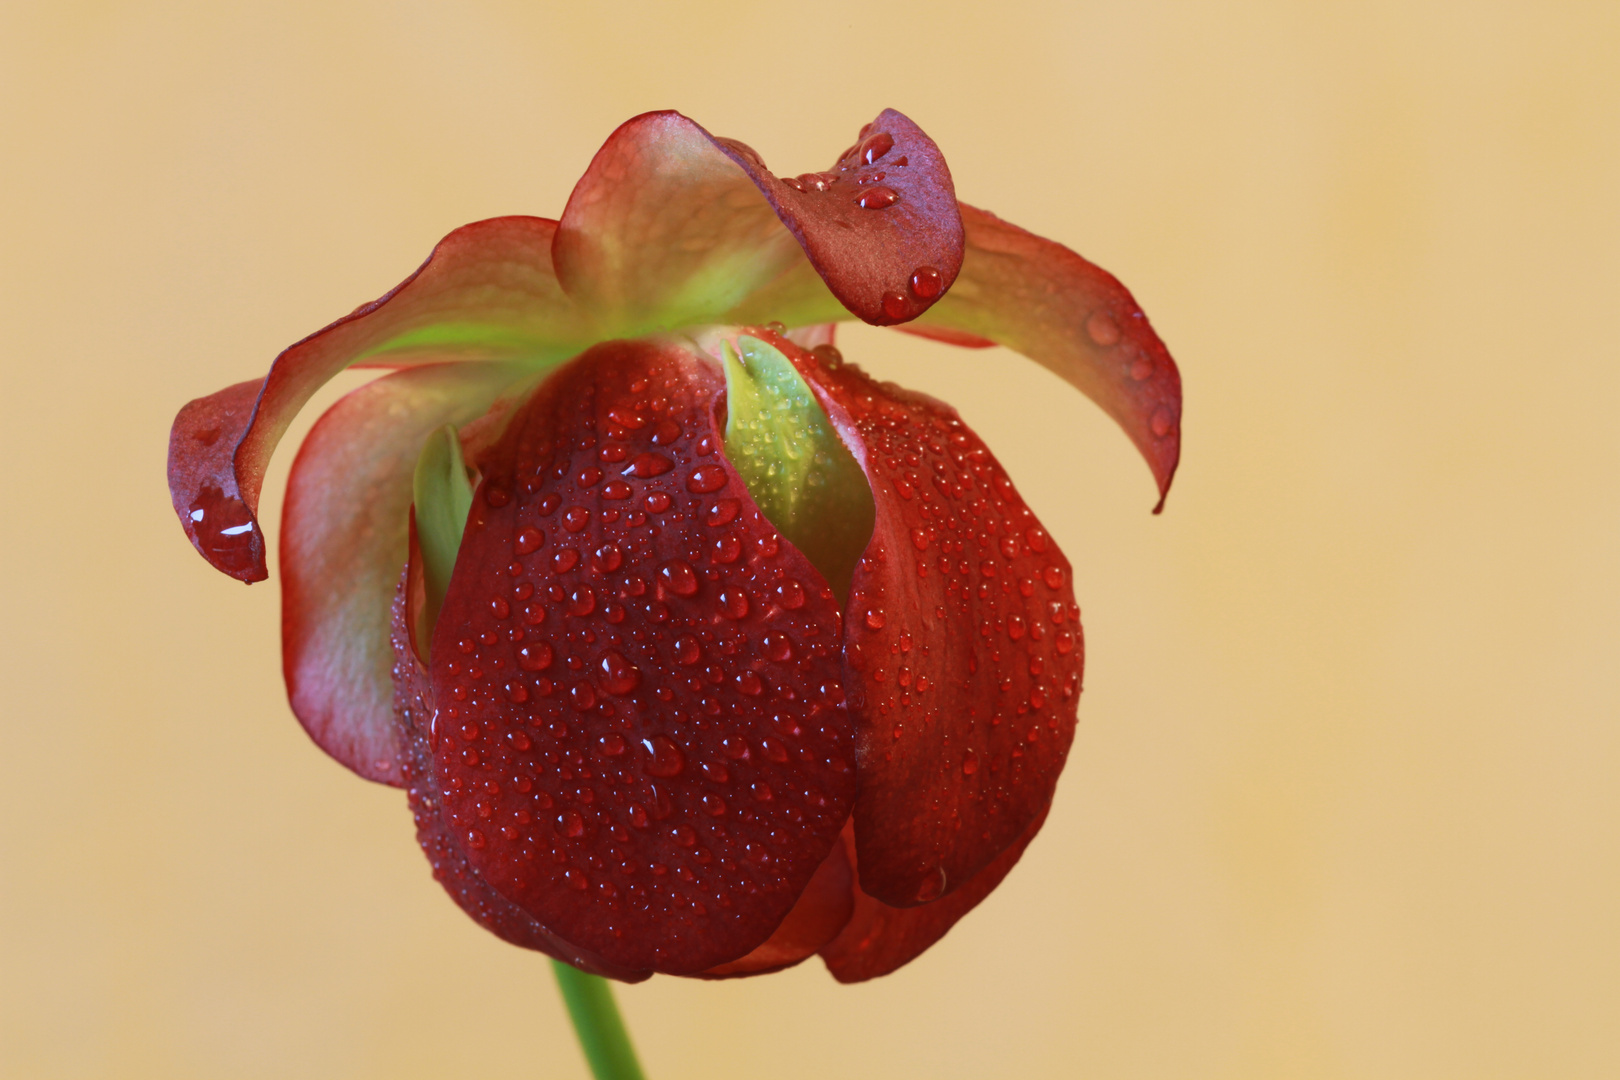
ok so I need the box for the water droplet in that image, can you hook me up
[570,682,597,711]
[599,732,628,756]
[881,291,909,320]
[687,465,727,493]
[484,487,510,508]
[607,407,646,430]
[762,633,794,661]
[591,544,623,573]
[672,635,701,665]
[962,749,979,776]
[909,266,943,299]
[601,480,631,500]
[999,535,1021,559]
[566,585,597,617]
[736,671,764,696]
[576,465,604,488]
[719,589,750,619]
[810,343,843,367]
[1150,405,1174,438]
[1025,526,1049,554]
[598,650,640,695]
[857,185,899,209]
[565,867,589,890]
[1056,629,1076,655]
[860,131,895,164]
[760,737,789,763]
[628,803,649,827]
[672,823,698,847]
[915,866,947,903]
[562,506,590,533]
[643,735,686,777]
[722,736,750,760]
[515,527,545,555]
[1043,565,1065,590]
[518,642,554,670]
[560,810,586,838]
[1007,614,1027,641]
[782,176,806,192]
[659,560,699,597]
[775,578,806,609]
[1130,356,1154,381]
[705,498,740,526]
[864,608,886,630]
[712,533,742,564]
[645,491,672,513]
[702,794,728,816]
[625,452,673,478]
[489,597,510,619]
[1086,310,1121,346]
[467,828,487,849]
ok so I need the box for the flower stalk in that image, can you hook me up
[551,961,646,1080]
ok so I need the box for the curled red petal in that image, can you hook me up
[914,203,1182,510]
[389,578,650,981]
[282,361,526,785]
[820,804,1048,983]
[429,338,856,975]
[169,378,267,581]
[168,216,587,582]
[553,110,963,331]
[698,833,854,979]
[796,350,1083,908]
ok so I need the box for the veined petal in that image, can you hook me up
[819,804,1047,983]
[169,216,589,582]
[389,581,651,981]
[912,204,1182,510]
[553,110,963,334]
[794,344,1083,908]
[429,338,856,975]
[281,361,528,785]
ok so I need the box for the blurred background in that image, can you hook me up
[2,2,1616,1077]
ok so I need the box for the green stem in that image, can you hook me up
[550,960,647,1080]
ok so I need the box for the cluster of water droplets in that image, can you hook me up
[814,361,1084,904]
[424,348,859,968]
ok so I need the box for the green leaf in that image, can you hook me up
[723,335,873,603]
[411,424,474,660]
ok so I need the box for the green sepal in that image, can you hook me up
[411,424,474,661]
[722,336,873,603]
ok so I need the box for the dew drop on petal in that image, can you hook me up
[598,650,641,695]
[643,735,686,777]
[909,266,943,299]
[1086,310,1121,346]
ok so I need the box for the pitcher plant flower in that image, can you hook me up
[168,110,1180,998]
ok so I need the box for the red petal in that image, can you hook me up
[282,361,526,785]
[168,216,587,582]
[799,352,1084,908]
[388,578,650,981]
[169,378,267,581]
[914,203,1182,511]
[553,110,963,331]
[428,338,856,975]
[820,804,1048,983]
[698,834,854,979]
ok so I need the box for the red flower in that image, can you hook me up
[168,110,1180,983]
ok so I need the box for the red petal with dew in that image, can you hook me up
[913,203,1181,510]
[553,110,963,331]
[282,361,527,785]
[389,578,650,981]
[699,834,854,978]
[820,804,1047,983]
[168,216,587,582]
[429,338,856,975]
[797,350,1083,908]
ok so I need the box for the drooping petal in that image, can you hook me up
[552,110,963,334]
[429,338,856,975]
[389,579,651,981]
[819,804,1047,983]
[281,361,527,785]
[699,836,854,979]
[788,338,1083,908]
[912,203,1182,510]
[169,216,589,582]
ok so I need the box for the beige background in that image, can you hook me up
[3,2,1617,1077]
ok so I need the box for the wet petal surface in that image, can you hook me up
[912,203,1181,509]
[430,338,856,974]
[798,348,1082,907]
